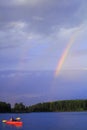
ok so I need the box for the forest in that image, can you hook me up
[0,100,87,113]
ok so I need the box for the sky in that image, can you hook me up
[0,0,87,106]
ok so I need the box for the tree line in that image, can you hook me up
[1,100,87,113]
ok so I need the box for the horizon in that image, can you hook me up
[1,69,87,106]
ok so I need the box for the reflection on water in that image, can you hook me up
[2,122,23,129]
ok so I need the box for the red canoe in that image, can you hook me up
[6,121,23,126]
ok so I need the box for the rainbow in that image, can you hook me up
[54,25,82,77]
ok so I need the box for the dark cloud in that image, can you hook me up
[0,0,87,35]
[0,44,19,50]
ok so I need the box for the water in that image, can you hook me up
[0,112,87,130]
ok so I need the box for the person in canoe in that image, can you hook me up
[10,117,17,121]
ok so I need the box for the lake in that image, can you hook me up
[0,112,87,130]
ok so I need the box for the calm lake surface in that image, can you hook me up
[0,112,87,130]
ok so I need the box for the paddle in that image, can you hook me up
[2,120,7,123]
[16,117,21,120]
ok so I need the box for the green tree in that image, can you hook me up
[0,101,11,113]
[14,102,25,113]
